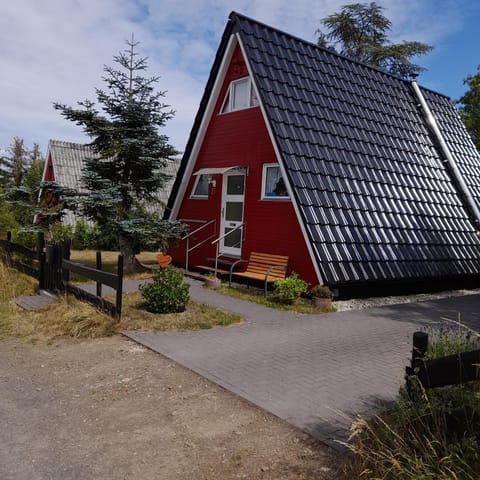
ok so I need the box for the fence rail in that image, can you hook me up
[407,331,480,390]
[61,240,123,319]
[0,231,44,280]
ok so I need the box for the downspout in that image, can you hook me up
[410,78,480,230]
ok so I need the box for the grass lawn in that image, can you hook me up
[215,284,336,314]
[0,262,242,342]
[70,249,159,279]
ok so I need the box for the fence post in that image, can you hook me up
[96,251,102,298]
[115,254,124,320]
[37,232,45,259]
[62,239,71,286]
[38,251,46,289]
[5,231,12,265]
[406,331,428,397]
[45,244,55,290]
[411,331,428,370]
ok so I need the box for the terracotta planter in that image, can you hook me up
[204,277,221,289]
[312,296,332,309]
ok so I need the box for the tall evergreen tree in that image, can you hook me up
[457,65,480,150]
[0,137,29,188]
[54,37,185,272]
[317,2,433,78]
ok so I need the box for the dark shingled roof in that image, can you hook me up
[169,12,480,285]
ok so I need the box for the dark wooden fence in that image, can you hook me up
[407,331,480,389]
[1,232,123,319]
[0,231,45,280]
[62,239,124,319]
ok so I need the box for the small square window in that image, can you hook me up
[191,174,209,198]
[262,164,289,199]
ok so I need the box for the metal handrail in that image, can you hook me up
[211,223,246,277]
[181,218,216,241]
[181,219,216,273]
[211,222,245,245]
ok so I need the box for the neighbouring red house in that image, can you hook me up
[166,12,480,291]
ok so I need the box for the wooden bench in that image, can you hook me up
[229,252,289,296]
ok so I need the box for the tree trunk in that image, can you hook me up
[118,236,148,275]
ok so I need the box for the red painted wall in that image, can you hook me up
[171,44,318,286]
[44,154,55,181]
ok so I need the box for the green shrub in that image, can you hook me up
[273,272,308,305]
[140,267,190,314]
[310,284,331,298]
[72,220,119,251]
[52,223,73,242]
[72,220,90,250]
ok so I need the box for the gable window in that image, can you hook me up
[221,77,259,113]
[191,174,209,198]
[262,164,289,199]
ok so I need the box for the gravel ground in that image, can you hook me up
[0,336,343,480]
[334,288,480,311]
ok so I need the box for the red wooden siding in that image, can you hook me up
[44,154,55,181]
[171,44,318,286]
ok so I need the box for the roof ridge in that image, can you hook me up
[229,11,448,100]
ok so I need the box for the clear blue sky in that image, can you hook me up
[0,0,478,158]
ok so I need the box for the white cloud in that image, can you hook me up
[0,0,476,157]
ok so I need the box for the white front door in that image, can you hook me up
[220,171,245,256]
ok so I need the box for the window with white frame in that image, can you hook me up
[262,164,289,199]
[191,174,209,198]
[221,77,259,113]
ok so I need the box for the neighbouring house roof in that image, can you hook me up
[43,140,179,227]
[168,12,480,286]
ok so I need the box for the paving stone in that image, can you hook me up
[14,291,58,311]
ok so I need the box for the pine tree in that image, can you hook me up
[54,37,185,273]
[317,2,433,78]
[0,137,29,188]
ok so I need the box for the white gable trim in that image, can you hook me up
[170,34,238,220]
[237,36,325,286]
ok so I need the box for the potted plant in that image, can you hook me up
[204,273,221,289]
[310,285,332,309]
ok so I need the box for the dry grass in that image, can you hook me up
[69,250,159,280]
[0,264,242,343]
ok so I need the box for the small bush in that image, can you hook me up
[273,272,308,305]
[72,220,119,251]
[310,284,331,298]
[140,267,190,314]
[52,223,73,242]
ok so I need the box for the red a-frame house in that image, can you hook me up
[166,12,480,290]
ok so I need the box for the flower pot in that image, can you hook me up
[204,277,221,289]
[312,296,332,309]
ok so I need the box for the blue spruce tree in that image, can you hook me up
[55,37,185,273]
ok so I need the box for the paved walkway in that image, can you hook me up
[123,278,480,449]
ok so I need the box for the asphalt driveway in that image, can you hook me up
[124,279,480,449]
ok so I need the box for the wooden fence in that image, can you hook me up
[0,231,45,280]
[407,331,480,389]
[0,232,123,319]
[62,239,124,319]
